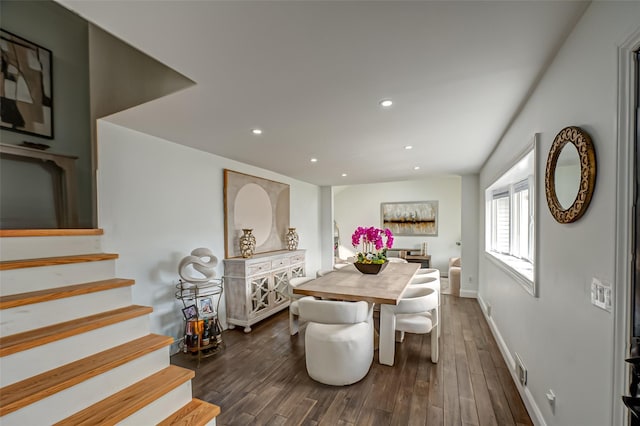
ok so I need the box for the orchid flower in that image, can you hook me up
[351,226,394,264]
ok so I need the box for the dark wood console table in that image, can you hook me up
[390,248,431,268]
[404,254,431,267]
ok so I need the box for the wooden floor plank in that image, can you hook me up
[171,296,532,426]
[284,397,316,425]
[318,389,348,425]
[407,379,429,426]
[485,371,516,426]
[470,372,498,426]
[459,397,480,426]
[496,367,533,426]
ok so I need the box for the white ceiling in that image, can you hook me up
[58,0,588,186]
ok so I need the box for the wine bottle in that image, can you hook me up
[191,333,199,351]
[213,318,223,344]
[202,319,210,346]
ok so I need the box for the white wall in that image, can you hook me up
[96,120,322,353]
[478,3,639,425]
[461,174,479,297]
[334,177,461,274]
[1,1,92,228]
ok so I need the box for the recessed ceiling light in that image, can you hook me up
[341,173,347,177]
[414,166,420,170]
[310,158,318,163]
[251,128,262,135]
[405,145,413,150]
[379,99,393,108]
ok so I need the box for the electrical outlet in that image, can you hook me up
[591,278,612,312]
[546,389,556,414]
[515,352,527,386]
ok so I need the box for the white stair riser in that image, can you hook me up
[0,316,150,387]
[0,260,116,296]
[0,236,102,261]
[120,381,193,426]
[1,348,170,426]
[1,287,133,336]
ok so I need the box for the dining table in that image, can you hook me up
[293,262,420,365]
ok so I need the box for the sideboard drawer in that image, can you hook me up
[248,262,271,275]
[271,258,289,269]
[290,254,305,264]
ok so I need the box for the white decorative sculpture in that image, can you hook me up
[178,247,218,283]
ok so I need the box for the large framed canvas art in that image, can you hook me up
[0,30,53,138]
[381,201,438,236]
[223,169,290,258]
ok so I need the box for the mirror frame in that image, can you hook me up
[544,126,597,224]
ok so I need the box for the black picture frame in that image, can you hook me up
[0,29,54,139]
[182,304,198,320]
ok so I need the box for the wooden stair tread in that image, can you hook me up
[0,334,173,416]
[0,278,135,309]
[159,398,221,426]
[54,365,195,426]
[0,253,118,271]
[0,305,153,357]
[0,229,104,237]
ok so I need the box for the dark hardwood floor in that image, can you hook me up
[171,295,532,426]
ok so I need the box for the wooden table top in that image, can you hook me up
[293,262,420,305]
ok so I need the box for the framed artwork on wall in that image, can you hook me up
[223,169,290,258]
[381,201,438,236]
[0,29,53,139]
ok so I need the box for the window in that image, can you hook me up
[485,142,536,294]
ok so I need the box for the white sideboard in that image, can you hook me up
[224,250,305,332]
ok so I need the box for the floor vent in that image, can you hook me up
[515,352,527,386]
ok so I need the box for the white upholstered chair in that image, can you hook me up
[288,276,314,335]
[413,268,440,282]
[379,286,438,366]
[387,257,408,263]
[316,269,334,278]
[333,263,350,270]
[298,297,374,385]
[409,275,441,337]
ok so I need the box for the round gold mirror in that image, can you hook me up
[545,126,596,223]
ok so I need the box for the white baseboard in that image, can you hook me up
[460,289,477,298]
[477,294,547,426]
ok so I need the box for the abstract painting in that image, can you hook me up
[224,169,290,258]
[0,30,53,138]
[381,201,438,236]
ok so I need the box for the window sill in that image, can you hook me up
[484,251,536,296]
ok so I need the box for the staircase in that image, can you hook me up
[0,229,220,425]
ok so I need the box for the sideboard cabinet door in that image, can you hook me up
[224,250,305,333]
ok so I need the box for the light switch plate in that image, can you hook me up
[591,278,612,312]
